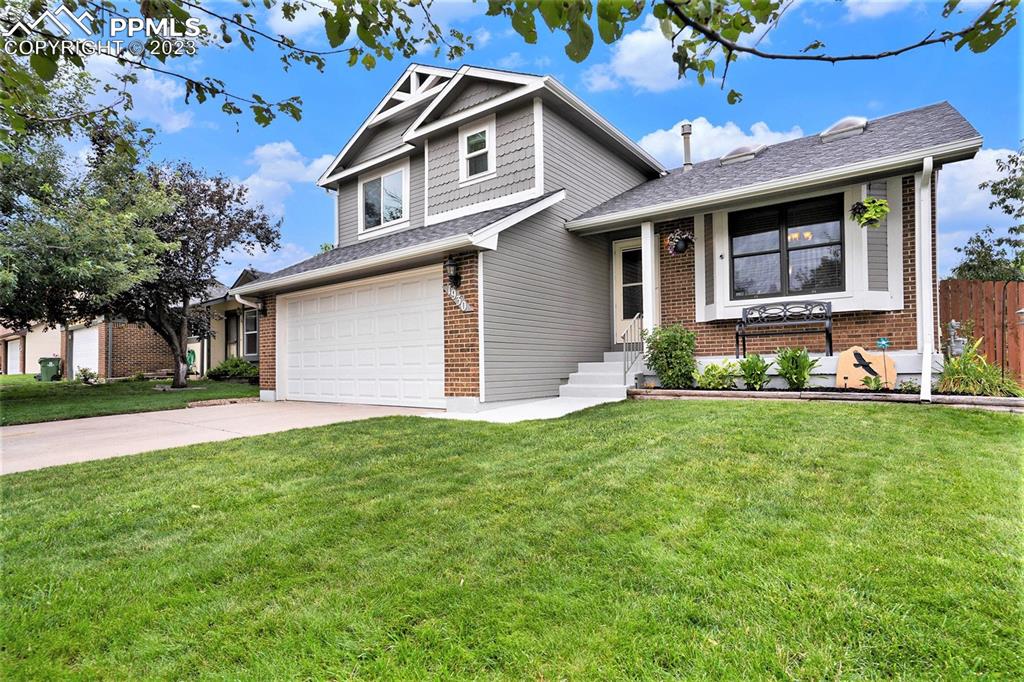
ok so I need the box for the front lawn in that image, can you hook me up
[0,374,258,426]
[2,401,1020,678]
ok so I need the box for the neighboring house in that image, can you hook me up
[2,324,63,376]
[62,320,175,380]
[187,268,268,375]
[229,64,981,410]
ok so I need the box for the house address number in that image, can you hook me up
[444,283,474,312]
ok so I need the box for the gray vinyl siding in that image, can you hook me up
[428,103,535,216]
[704,214,714,305]
[336,152,425,247]
[481,105,648,402]
[441,81,514,117]
[348,112,415,165]
[482,218,612,401]
[866,180,889,291]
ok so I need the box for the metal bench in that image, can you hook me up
[735,301,833,358]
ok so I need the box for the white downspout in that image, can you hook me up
[919,157,934,402]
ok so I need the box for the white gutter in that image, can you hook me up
[230,233,475,296]
[234,294,262,309]
[919,157,935,403]
[566,137,982,232]
[229,190,566,297]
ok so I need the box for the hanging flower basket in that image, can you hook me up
[849,197,890,229]
[666,228,694,255]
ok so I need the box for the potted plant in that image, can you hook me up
[849,197,890,228]
[666,228,694,255]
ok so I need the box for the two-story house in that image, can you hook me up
[230,64,981,410]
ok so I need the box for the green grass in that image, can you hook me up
[0,374,258,426]
[2,400,1021,679]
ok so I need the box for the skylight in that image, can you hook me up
[720,144,765,166]
[820,115,868,141]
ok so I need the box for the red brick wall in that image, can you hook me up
[258,296,276,391]
[658,174,938,354]
[108,321,176,378]
[443,252,480,398]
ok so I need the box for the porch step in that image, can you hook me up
[559,383,627,399]
[603,351,625,363]
[568,371,624,385]
[559,355,628,399]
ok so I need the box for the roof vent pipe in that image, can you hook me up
[681,122,693,171]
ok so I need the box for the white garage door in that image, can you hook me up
[71,326,100,375]
[5,338,22,374]
[281,267,444,408]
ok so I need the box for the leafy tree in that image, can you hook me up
[0,121,173,330]
[103,162,280,388]
[951,143,1024,281]
[0,0,1016,143]
[950,228,1021,280]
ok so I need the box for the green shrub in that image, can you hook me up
[897,378,921,394]
[738,353,773,390]
[642,325,697,389]
[207,356,259,382]
[937,339,1024,397]
[774,347,819,390]
[860,375,885,391]
[75,367,99,384]
[129,371,148,382]
[696,361,738,390]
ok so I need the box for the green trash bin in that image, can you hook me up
[38,357,62,382]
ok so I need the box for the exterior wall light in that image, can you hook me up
[444,256,461,288]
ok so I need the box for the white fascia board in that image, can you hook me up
[318,144,415,186]
[566,137,983,232]
[369,82,447,127]
[543,77,665,174]
[316,64,454,185]
[229,234,476,296]
[468,189,566,246]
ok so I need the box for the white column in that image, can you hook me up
[918,158,934,402]
[641,220,657,335]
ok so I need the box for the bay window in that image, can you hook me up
[729,194,844,300]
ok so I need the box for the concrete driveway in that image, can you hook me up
[1,401,436,475]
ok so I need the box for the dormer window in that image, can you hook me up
[358,158,409,236]
[459,115,496,184]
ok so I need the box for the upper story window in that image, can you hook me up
[359,158,409,234]
[729,194,844,300]
[458,115,496,185]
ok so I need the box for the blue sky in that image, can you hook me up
[108,0,1021,280]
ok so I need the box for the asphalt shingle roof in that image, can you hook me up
[252,191,562,286]
[574,102,980,222]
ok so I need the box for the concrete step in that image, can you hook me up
[559,383,627,399]
[576,361,621,373]
[603,351,625,363]
[568,371,624,385]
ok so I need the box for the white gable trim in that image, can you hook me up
[317,64,455,187]
[405,80,546,143]
[319,144,414,186]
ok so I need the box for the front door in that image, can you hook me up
[612,238,643,340]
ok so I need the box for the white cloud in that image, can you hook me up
[217,242,313,283]
[240,141,333,216]
[936,147,1015,273]
[582,14,683,93]
[845,0,915,21]
[638,117,804,168]
[87,57,194,133]
[473,27,492,48]
[496,52,526,70]
[267,3,323,37]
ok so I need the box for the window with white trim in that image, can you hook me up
[459,115,496,184]
[359,160,409,233]
[243,308,259,358]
